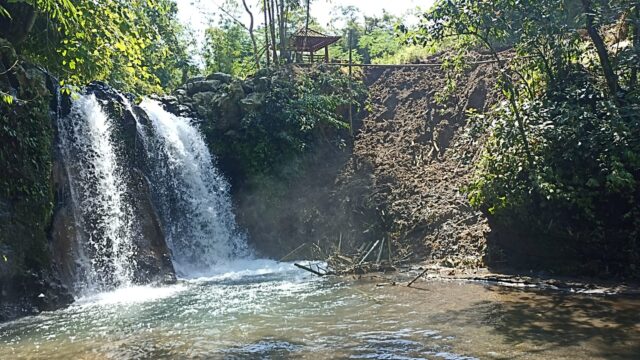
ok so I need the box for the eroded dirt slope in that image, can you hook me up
[333,57,501,266]
[235,57,502,268]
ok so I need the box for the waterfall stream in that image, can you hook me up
[58,94,137,292]
[139,99,248,275]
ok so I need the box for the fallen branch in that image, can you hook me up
[407,267,430,287]
[294,262,333,276]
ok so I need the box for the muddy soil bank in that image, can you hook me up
[232,55,502,269]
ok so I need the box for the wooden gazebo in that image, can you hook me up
[289,28,341,63]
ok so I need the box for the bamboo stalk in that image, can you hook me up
[376,238,385,264]
[359,240,380,265]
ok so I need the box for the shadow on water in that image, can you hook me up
[434,286,640,359]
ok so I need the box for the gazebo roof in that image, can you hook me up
[289,28,341,52]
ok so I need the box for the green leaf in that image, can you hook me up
[2,94,13,105]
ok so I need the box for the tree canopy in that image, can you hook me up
[1,0,195,95]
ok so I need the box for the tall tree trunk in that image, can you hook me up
[305,0,310,33]
[581,0,621,102]
[277,0,288,62]
[303,0,310,55]
[241,0,260,70]
[268,0,279,64]
[262,0,270,66]
[630,5,639,91]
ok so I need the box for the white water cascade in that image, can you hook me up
[58,94,138,292]
[139,99,249,275]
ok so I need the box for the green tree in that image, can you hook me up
[2,0,193,95]
[203,20,256,77]
[415,0,640,275]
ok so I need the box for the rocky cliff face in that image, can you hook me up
[0,38,73,321]
[336,60,500,266]
[0,39,176,321]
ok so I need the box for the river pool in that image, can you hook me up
[1,260,638,359]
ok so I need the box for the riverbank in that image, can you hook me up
[349,264,640,297]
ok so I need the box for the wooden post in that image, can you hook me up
[310,51,314,63]
[324,46,329,63]
[348,29,354,137]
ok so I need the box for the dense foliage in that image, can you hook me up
[1,0,194,95]
[326,7,422,64]
[418,0,640,275]
[0,41,53,275]
[203,16,257,77]
[206,65,365,184]
[198,0,436,79]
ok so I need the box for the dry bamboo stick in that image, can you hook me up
[359,240,380,265]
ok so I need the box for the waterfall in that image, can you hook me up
[56,89,248,292]
[58,94,138,292]
[139,99,248,275]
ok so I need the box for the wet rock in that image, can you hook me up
[156,95,195,118]
[129,169,176,285]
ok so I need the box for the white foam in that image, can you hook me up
[182,259,298,282]
[138,99,250,275]
[75,284,187,306]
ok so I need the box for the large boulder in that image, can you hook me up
[173,75,247,132]
[206,72,232,83]
[185,79,222,96]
